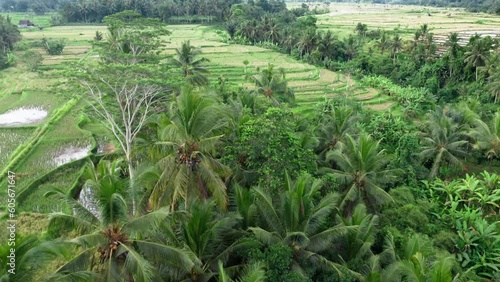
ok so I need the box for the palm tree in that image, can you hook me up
[418,107,469,179]
[252,63,294,104]
[152,88,231,211]
[281,31,298,55]
[315,105,357,164]
[325,133,400,214]
[381,235,456,282]
[43,167,193,282]
[170,40,210,86]
[246,173,360,279]
[256,15,272,42]
[469,111,500,168]
[155,200,246,281]
[355,22,368,40]
[79,158,125,218]
[259,16,280,44]
[334,204,379,272]
[318,30,341,62]
[296,28,318,57]
[237,20,258,43]
[225,21,238,39]
[217,261,266,282]
[488,71,500,103]
[0,235,72,281]
[444,32,462,77]
[464,37,491,81]
[390,34,403,64]
[377,31,389,55]
[478,50,499,80]
[343,35,359,61]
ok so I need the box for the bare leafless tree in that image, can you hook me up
[81,69,163,215]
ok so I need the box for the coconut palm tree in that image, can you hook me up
[334,204,379,271]
[318,30,342,62]
[296,28,318,57]
[217,261,266,282]
[0,235,73,282]
[252,63,294,104]
[170,40,210,86]
[237,20,258,43]
[381,235,456,282]
[444,32,462,78]
[390,34,403,64]
[343,35,359,61]
[280,28,298,54]
[478,50,499,81]
[377,31,390,55]
[151,88,231,211]
[315,105,357,165]
[43,169,193,282]
[488,71,500,103]
[154,200,247,281]
[418,107,469,179]
[325,133,400,214]
[464,37,491,81]
[266,22,281,44]
[469,111,500,168]
[246,173,360,279]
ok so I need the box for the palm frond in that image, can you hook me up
[119,244,155,282]
[135,240,196,273]
[308,225,358,253]
[121,207,170,237]
[248,227,280,245]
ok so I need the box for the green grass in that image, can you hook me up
[20,163,83,213]
[0,12,55,27]
[310,2,500,39]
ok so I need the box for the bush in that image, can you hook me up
[50,15,66,26]
[41,38,66,55]
[22,50,44,71]
[432,230,458,252]
[0,52,16,69]
[14,41,30,51]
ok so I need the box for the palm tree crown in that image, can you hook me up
[326,133,400,214]
[152,88,231,210]
[170,40,210,86]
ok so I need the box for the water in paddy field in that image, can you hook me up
[53,145,92,166]
[0,107,48,126]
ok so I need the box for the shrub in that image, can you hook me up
[50,15,66,26]
[41,38,66,55]
[22,50,44,71]
[14,41,30,51]
[94,31,103,41]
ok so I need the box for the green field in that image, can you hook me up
[290,2,500,39]
[0,12,55,27]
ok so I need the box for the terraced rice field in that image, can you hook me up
[165,25,392,114]
[292,2,500,39]
[0,31,104,213]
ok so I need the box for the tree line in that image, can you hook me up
[0,0,287,23]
